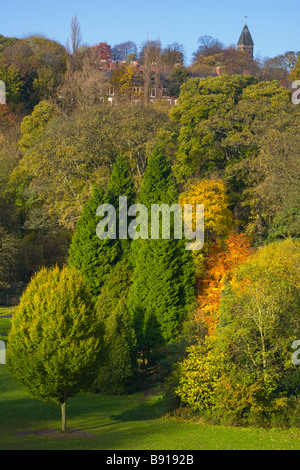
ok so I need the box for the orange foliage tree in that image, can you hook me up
[92,42,113,62]
[179,179,252,333]
[196,232,253,334]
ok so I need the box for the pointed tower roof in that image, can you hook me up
[238,24,254,46]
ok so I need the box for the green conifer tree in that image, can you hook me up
[128,148,195,364]
[138,146,178,209]
[68,184,106,296]
[68,155,135,295]
[7,266,101,432]
[94,260,138,394]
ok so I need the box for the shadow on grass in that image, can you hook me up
[112,395,168,423]
[0,366,171,449]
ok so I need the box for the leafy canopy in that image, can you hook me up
[7,266,101,406]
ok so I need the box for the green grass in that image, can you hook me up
[0,307,13,341]
[0,366,300,450]
[0,307,13,342]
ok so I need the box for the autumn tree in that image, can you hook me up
[0,104,16,129]
[70,15,82,55]
[18,100,59,152]
[173,336,228,412]
[0,65,26,112]
[24,35,67,75]
[218,239,300,395]
[192,36,224,62]
[111,64,142,99]
[171,75,293,241]
[161,43,185,66]
[217,47,260,76]
[179,179,234,244]
[261,51,298,81]
[0,34,17,53]
[196,232,252,334]
[8,104,170,230]
[0,34,67,110]
[56,56,108,112]
[289,52,300,80]
[179,179,235,276]
[190,46,260,78]
[92,42,113,63]
[172,239,300,423]
[140,39,162,103]
[178,179,244,335]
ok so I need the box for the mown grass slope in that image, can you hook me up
[0,367,299,450]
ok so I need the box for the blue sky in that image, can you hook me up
[1,0,299,64]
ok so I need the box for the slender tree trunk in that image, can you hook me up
[61,401,67,432]
[143,43,151,105]
[259,326,268,385]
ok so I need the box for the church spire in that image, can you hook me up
[237,23,254,59]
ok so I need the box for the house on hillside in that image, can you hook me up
[100,23,256,104]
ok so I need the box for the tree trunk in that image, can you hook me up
[61,401,67,432]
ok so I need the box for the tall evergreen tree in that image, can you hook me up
[128,147,195,364]
[68,155,136,295]
[68,184,106,296]
[94,260,138,395]
[138,146,178,209]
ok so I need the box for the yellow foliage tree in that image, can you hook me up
[179,179,234,238]
[289,53,300,80]
[179,179,235,277]
[111,64,141,99]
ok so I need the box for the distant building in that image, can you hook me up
[237,24,254,59]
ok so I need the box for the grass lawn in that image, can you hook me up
[0,307,13,342]
[0,367,300,450]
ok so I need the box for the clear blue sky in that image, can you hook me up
[1,0,299,64]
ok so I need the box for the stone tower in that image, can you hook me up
[237,24,254,59]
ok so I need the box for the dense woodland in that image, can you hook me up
[1,19,300,428]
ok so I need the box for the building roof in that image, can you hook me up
[238,24,254,46]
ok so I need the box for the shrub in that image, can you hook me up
[173,337,228,411]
